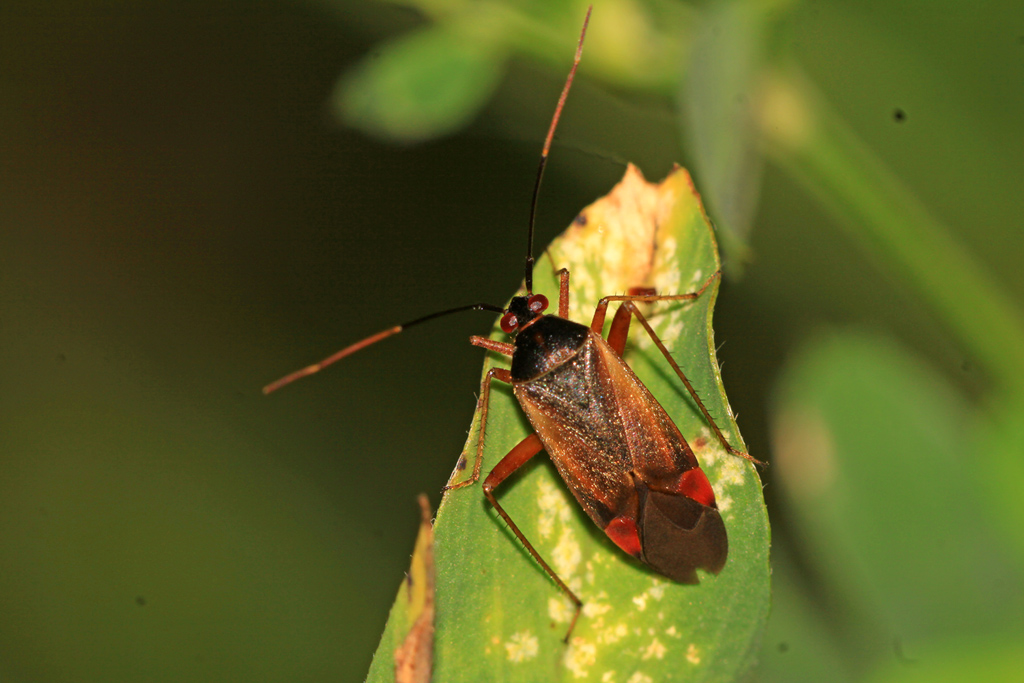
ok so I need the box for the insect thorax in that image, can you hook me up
[510,316,590,382]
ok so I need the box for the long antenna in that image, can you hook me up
[265,9,592,395]
[524,5,592,293]
[263,302,504,394]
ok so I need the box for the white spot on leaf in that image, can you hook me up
[597,622,629,644]
[583,598,612,618]
[549,597,575,624]
[564,639,598,678]
[718,456,747,487]
[642,638,667,660]
[537,479,572,539]
[554,526,582,578]
[504,631,539,663]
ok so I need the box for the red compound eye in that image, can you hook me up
[500,311,518,334]
[528,294,549,313]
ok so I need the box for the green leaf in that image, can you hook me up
[975,395,1024,567]
[366,165,770,682]
[755,549,856,683]
[333,26,505,143]
[682,0,775,273]
[770,332,1024,661]
[863,636,1024,683]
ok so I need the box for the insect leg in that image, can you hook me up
[469,337,515,357]
[606,286,655,354]
[449,337,584,640]
[482,435,583,642]
[594,275,765,466]
[443,335,518,491]
[444,363,513,491]
[590,271,721,335]
[556,268,570,317]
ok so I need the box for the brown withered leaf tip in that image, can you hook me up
[394,495,435,683]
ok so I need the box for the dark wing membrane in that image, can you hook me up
[513,334,639,529]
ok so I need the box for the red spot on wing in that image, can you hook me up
[605,516,643,557]
[676,468,716,508]
[693,437,708,449]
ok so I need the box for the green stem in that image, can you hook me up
[758,66,1024,394]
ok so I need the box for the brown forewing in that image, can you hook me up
[513,330,701,529]
[593,334,703,488]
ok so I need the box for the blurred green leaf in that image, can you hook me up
[863,637,1024,683]
[975,395,1024,567]
[682,0,776,273]
[366,165,770,682]
[333,26,506,142]
[771,332,1024,664]
[757,67,1024,392]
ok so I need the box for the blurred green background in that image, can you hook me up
[2,0,1023,681]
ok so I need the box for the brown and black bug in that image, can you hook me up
[264,6,759,641]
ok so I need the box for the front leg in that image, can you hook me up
[445,363,513,491]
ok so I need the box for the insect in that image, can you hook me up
[264,6,758,641]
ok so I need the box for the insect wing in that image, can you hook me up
[513,332,638,533]
[594,334,728,581]
[515,329,726,582]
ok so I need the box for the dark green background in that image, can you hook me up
[2,1,1022,681]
